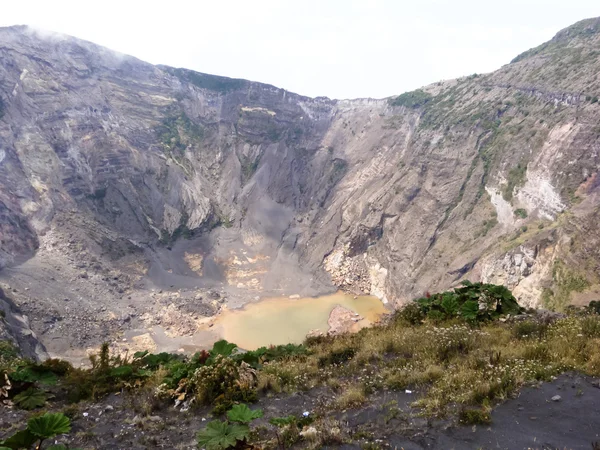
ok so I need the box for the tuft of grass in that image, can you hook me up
[318,347,356,367]
[512,320,548,339]
[256,372,282,394]
[334,385,367,409]
[384,364,443,391]
[458,407,492,425]
[581,316,600,338]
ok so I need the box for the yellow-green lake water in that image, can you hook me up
[214,291,388,350]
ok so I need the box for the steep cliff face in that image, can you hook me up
[0,287,45,360]
[1,20,600,356]
[313,18,600,308]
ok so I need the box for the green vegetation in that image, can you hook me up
[588,300,600,315]
[458,407,491,425]
[512,320,548,340]
[503,163,527,201]
[0,340,20,367]
[215,210,234,228]
[0,338,308,422]
[13,387,48,410]
[514,208,528,219]
[196,404,263,450]
[266,125,282,142]
[389,89,433,108]
[159,211,192,246]
[240,155,261,182]
[542,260,591,311]
[157,113,204,153]
[481,218,498,237]
[0,413,75,450]
[511,18,600,64]
[196,420,250,450]
[334,384,366,409]
[253,298,600,420]
[412,281,522,323]
[328,159,348,185]
[227,403,264,423]
[164,67,246,93]
[581,315,600,338]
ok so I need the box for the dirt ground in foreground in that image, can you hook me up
[1,372,599,449]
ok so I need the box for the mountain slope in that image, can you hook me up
[1,20,600,356]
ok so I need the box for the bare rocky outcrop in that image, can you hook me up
[0,287,46,360]
[327,305,363,335]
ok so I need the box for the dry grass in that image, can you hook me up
[260,313,600,417]
[334,384,367,409]
[256,372,282,394]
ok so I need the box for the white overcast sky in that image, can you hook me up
[1,0,599,99]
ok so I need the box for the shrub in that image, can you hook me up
[227,403,263,423]
[1,412,72,449]
[196,404,263,450]
[522,343,550,363]
[256,372,282,393]
[196,420,250,450]
[514,208,528,219]
[269,414,313,429]
[395,302,425,325]
[62,343,158,402]
[458,408,491,425]
[304,334,335,347]
[156,112,204,153]
[269,416,303,447]
[512,320,548,339]
[235,343,309,368]
[40,359,72,376]
[9,364,58,386]
[430,325,479,362]
[317,347,356,367]
[188,355,257,413]
[207,340,237,364]
[415,281,522,323]
[0,97,5,119]
[0,341,21,369]
[581,316,600,337]
[587,300,600,315]
[13,387,47,410]
[503,163,527,201]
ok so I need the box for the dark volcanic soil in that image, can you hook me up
[1,372,598,449]
[433,372,600,449]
